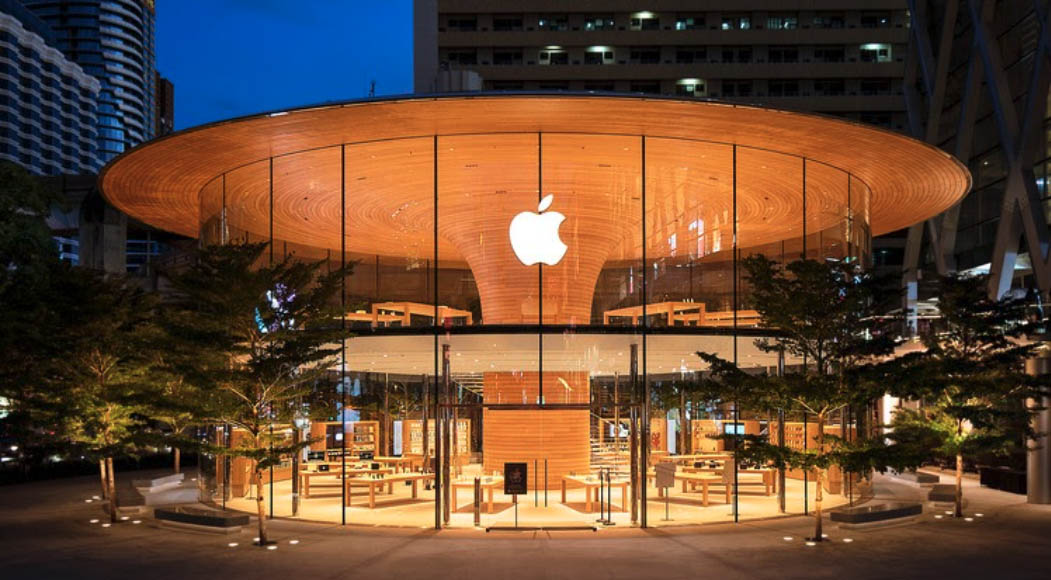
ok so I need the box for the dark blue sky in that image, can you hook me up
[156,1,414,130]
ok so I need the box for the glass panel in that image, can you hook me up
[272,147,341,264]
[804,160,850,261]
[437,133,539,326]
[198,176,224,245]
[345,138,436,329]
[224,158,272,267]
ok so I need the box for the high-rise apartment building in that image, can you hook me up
[24,0,157,162]
[414,1,910,130]
[0,0,99,174]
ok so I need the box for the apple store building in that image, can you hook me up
[101,94,969,529]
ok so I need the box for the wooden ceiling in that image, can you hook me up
[101,94,970,261]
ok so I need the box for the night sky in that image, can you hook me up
[156,0,414,131]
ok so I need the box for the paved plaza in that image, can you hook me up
[1,468,1049,579]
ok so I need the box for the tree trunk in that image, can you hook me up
[813,414,825,541]
[254,466,268,545]
[98,459,108,500]
[813,466,824,541]
[955,453,964,518]
[174,447,181,474]
[105,457,118,523]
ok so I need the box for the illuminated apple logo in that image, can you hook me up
[509,194,568,266]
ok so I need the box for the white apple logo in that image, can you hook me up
[509,194,568,266]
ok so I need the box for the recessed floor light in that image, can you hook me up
[843,538,854,543]
[288,540,299,545]
[253,537,260,542]
[101,523,111,528]
[92,495,100,500]
[227,542,238,548]
[120,516,129,521]
[934,515,943,519]
[132,520,141,524]
[783,536,793,541]
[84,499,93,503]
[944,510,953,515]
[266,545,277,551]
[89,519,99,524]
[805,541,816,547]
[975,513,984,517]
[821,534,829,538]
[964,517,973,522]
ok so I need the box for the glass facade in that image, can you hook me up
[25,0,156,162]
[197,132,871,528]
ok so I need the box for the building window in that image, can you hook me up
[493,16,523,31]
[768,79,799,96]
[584,15,615,31]
[860,79,892,95]
[490,80,524,90]
[859,44,892,63]
[629,81,661,94]
[675,47,707,63]
[584,47,615,65]
[538,49,568,65]
[675,78,706,97]
[445,49,477,66]
[768,46,798,63]
[629,47,661,64]
[538,14,568,31]
[445,16,477,31]
[722,80,752,97]
[766,14,798,30]
[721,47,752,63]
[860,12,892,28]
[814,79,846,96]
[814,47,846,63]
[630,12,660,31]
[813,13,845,28]
[675,15,705,30]
[721,14,751,30]
[493,49,523,66]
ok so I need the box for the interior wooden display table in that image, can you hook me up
[300,467,392,499]
[671,454,733,465]
[344,472,435,508]
[451,476,503,513]
[373,456,415,473]
[649,471,730,507]
[561,475,630,513]
[371,301,473,327]
[681,466,777,495]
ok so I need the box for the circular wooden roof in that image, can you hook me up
[100,94,970,257]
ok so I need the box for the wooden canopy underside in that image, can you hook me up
[101,94,971,266]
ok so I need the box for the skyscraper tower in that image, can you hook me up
[23,0,156,162]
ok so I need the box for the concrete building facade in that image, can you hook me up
[415,1,911,131]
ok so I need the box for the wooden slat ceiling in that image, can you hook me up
[100,95,970,261]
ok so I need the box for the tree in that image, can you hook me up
[885,274,1045,517]
[0,162,66,475]
[163,242,348,546]
[49,270,160,522]
[697,256,901,542]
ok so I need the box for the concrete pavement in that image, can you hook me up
[1,468,1049,579]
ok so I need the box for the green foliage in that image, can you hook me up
[697,256,909,483]
[162,242,351,465]
[886,274,1045,468]
[45,270,162,460]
